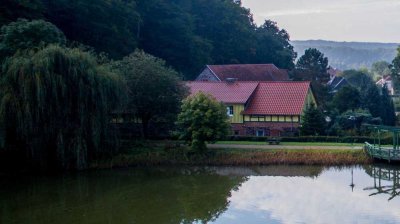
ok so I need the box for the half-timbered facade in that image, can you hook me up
[186,81,316,136]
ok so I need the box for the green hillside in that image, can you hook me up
[292,40,399,70]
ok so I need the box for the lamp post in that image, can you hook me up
[350,168,355,192]
[348,114,356,145]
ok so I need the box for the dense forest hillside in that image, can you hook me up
[291,40,399,70]
[1,0,296,80]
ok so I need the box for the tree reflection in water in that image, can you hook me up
[0,167,247,224]
[364,164,400,201]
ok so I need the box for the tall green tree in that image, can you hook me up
[176,92,229,152]
[300,104,326,136]
[110,50,187,138]
[42,0,139,58]
[332,86,361,113]
[253,20,296,69]
[295,48,330,107]
[0,45,122,170]
[1,0,298,80]
[380,84,396,126]
[295,48,329,82]
[341,69,374,90]
[178,0,256,65]
[0,19,66,61]
[0,0,44,27]
[362,84,381,118]
[371,61,391,79]
[136,0,212,80]
[391,47,400,93]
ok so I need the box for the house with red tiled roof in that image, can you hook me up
[187,81,316,136]
[195,64,289,82]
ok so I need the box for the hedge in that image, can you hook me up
[223,135,393,144]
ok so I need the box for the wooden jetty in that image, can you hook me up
[364,125,400,162]
[363,165,400,201]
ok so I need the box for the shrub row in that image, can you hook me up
[224,135,393,144]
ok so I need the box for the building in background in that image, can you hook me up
[186,80,315,137]
[195,64,289,82]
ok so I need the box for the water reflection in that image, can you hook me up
[0,168,246,224]
[364,164,400,201]
[1,165,400,224]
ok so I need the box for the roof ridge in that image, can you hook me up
[207,63,276,66]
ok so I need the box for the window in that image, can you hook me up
[256,130,265,137]
[227,106,234,116]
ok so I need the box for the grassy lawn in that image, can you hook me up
[215,141,364,147]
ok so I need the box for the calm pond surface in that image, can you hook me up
[1,164,400,224]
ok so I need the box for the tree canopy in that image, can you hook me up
[0,0,297,80]
[295,48,329,82]
[176,92,229,151]
[110,50,187,138]
[300,104,326,136]
[0,45,122,170]
[0,19,66,61]
[371,61,391,79]
[295,48,330,108]
[332,86,361,113]
[341,69,374,90]
[391,47,400,92]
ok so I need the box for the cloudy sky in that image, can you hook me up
[211,167,400,224]
[241,0,400,43]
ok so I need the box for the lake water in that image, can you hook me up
[1,165,400,224]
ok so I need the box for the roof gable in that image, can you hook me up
[328,76,349,92]
[207,64,289,81]
[243,82,311,115]
[186,81,259,104]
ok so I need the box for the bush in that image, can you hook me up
[223,135,393,144]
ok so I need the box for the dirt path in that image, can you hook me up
[208,144,363,150]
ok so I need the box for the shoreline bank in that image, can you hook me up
[92,144,372,169]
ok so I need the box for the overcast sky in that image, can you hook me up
[241,0,400,43]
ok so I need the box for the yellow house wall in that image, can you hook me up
[228,104,244,123]
[229,87,315,124]
[243,115,300,123]
[302,88,317,115]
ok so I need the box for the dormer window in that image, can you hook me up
[227,106,234,116]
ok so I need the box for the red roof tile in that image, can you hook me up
[208,64,289,81]
[186,81,258,104]
[243,82,311,115]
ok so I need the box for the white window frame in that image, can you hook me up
[227,106,234,117]
[256,130,265,137]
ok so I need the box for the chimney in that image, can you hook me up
[225,78,238,84]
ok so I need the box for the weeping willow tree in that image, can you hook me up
[0,45,122,170]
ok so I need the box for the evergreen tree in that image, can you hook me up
[362,84,381,118]
[391,47,400,91]
[295,48,329,83]
[300,104,326,136]
[380,84,396,126]
[295,48,330,107]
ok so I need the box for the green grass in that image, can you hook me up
[215,141,364,147]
